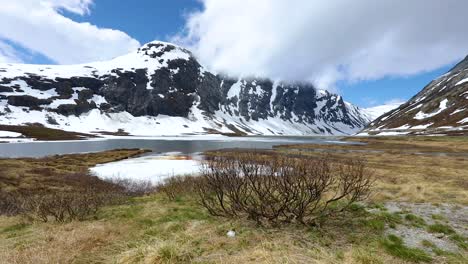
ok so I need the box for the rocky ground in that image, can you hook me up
[371,202,468,255]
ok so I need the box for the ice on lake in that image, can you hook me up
[90,152,202,184]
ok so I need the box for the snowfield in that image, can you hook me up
[363,101,404,121]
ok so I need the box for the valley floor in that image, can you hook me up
[0,136,467,263]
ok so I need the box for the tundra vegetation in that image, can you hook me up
[0,137,467,263]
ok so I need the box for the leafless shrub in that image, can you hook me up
[0,191,22,216]
[197,152,373,226]
[156,175,199,200]
[104,177,155,196]
[12,186,127,223]
[15,188,126,222]
[0,172,133,222]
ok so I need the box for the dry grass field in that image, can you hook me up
[0,149,149,193]
[276,136,468,205]
[0,137,467,263]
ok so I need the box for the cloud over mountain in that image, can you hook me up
[175,0,468,89]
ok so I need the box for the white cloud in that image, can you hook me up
[175,0,468,89]
[0,0,140,64]
[0,40,22,63]
[42,0,94,15]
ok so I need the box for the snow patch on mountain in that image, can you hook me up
[414,99,448,120]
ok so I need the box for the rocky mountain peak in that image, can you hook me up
[136,41,193,62]
[0,40,371,136]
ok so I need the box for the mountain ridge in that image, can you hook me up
[0,41,371,136]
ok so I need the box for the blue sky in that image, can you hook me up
[1,0,464,108]
[339,65,454,107]
[63,0,201,45]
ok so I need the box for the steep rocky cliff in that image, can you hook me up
[0,41,370,136]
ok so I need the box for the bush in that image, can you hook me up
[15,188,126,222]
[197,152,373,226]
[0,173,135,222]
[105,177,155,196]
[0,191,22,216]
[156,175,199,200]
[9,185,127,223]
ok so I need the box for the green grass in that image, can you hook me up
[427,223,456,235]
[369,203,387,211]
[450,234,468,250]
[431,214,445,221]
[363,219,386,231]
[381,234,432,263]
[1,223,31,239]
[377,212,402,229]
[157,243,194,262]
[405,214,426,227]
[1,223,30,234]
[420,240,434,248]
[99,202,145,220]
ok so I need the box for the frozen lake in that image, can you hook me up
[0,135,349,158]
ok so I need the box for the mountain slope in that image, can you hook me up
[363,56,468,136]
[0,41,370,136]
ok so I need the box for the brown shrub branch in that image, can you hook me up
[196,152,373,226]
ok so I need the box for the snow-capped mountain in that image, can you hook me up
[363,101,405,121]
[363,56,468,136]
[0,41,370,136]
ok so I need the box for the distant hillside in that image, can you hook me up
[362,56,468,136]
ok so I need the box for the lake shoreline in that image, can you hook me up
[0,135,347,158]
